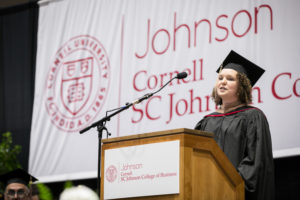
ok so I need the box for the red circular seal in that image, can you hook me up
[106,165,118,183]
[45,35,110,132]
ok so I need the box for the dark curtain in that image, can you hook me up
[0,2,39,171]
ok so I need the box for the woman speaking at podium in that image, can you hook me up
[195,50,275,200]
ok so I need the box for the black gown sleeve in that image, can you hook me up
[236,109,275,200]
[194,118,206,130]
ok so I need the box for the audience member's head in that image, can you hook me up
[0,168,38,200]
[59,185,99,200]
[31,184,40,200]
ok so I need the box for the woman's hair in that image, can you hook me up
[212,72,252,106]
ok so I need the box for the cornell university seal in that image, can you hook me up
[45,35,110,132]
[106,165,118,183]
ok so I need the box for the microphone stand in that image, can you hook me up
[79,72,187,198]
[79,103,133,197]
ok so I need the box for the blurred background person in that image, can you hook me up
[31,184,39,200]
[0,168,38,200]
[59,185,98,200]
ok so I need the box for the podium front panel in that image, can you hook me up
[103,140,180,199]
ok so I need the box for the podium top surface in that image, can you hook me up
[102,128,213,144]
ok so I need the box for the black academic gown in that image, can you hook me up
[195,106,275,200]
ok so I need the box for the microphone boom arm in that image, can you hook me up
[79,102,131,134]
[79,71,187,134]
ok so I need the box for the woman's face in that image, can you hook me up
[216,68,239,103]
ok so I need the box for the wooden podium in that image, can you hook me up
[101,128,244,200]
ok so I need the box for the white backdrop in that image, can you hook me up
[30,0,300,182]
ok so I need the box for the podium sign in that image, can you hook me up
[103,140,180,199]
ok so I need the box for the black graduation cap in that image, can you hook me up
[217,50,265,86]
[0,168,38,188]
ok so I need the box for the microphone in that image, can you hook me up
[176,72,188,79]
[129,71,188,105]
